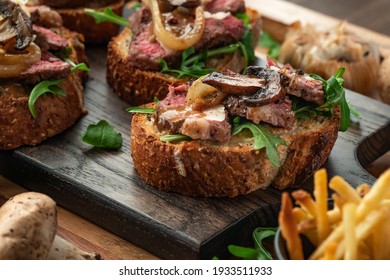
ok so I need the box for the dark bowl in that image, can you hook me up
[274,228,316,260]
[274,199,334,260]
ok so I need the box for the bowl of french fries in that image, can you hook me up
[275,168,390,260]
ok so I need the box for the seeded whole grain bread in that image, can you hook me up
[31,0,125,44]
[0,27,87,150]
[130,104,341,197]
[106,8,262,105]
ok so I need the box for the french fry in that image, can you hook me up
[320,242,338,260]
[280,168,390,260]
[279,192,304,260]
[356,183,371,197]
[329,176,361,204]
[291,190,317,218]
[292,207,308,223]
[357,169,390,220]
[309,223,344,260]
[314,169,331,243]
[342,203,357,260]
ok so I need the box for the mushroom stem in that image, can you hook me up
[48,235,101,260]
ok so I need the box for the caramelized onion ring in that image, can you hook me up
[143,0,205,50]
[0,42,41,78]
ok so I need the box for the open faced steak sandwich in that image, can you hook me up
[130,61,348,197]
[0,0,87,150]
[107,0,262,105]
[27,0,125,44]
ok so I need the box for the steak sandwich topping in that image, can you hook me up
[106,0,262,105]
[129,61,350,197]
[0,0,88,149]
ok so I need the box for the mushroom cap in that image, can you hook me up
[0,192,57,260]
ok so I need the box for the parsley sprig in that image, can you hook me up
[292,67,353,132]
[232,117,286,167]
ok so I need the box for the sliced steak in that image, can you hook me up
[126,23,181,71]
[127,9,245,70]
[279,65,325,105]
[157,84,189,110]
[194,15,245,51]
[33,25,68,51]
[205,0,245,14]
[246,98,295,129]
[223,95,296,128]
[36,0,117,9]
[155,84,231,142]
[28,5,63,28]
[17,51,70,84]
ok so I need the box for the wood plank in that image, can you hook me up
[0,176,157,260]
[1,1,390,260]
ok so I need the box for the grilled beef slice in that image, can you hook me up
[126,6,245,71]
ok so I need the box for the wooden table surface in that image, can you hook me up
[1,0,389,260]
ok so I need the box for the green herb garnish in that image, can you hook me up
[84,7,130,27]
[160,134,192,142]
[159,12,256,78]
[126,107,156,114]
[28,79,65,118]
[228,227,276,260]
[232,117,286,167]
[302,67,352,132]
[81,120,123,149]
[258,32,281,60]
[159,43,241,78]
[65,59,90,73]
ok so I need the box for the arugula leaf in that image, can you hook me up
[258,32,281,60]
[228,227,276,260]
[126,107,156,114]
[81,120,123,149]
[28,80,65,118]
[307,67,353,132]
[159,44,240,78]
[159,12,256,78]
[65,59,90,73]
[160,134,192,142]
[84,7,130,27]
[232,119,286,167]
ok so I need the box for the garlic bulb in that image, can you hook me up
[279,21,380,95]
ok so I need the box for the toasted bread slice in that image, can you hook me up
[107,8,262,105]
[55,0,125,44]
[130,105,340,197]
[0,27,86,150]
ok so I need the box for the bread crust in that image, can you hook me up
[130,105,341,197]
[0,28,86,150]
[107,8,262,105]
[56,0,124,44]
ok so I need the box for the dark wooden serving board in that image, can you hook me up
[1,45,389,259]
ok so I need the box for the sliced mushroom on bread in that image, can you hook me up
[26,0,125,44]
[129,62,347,197]
[0,1,88,150]
[107,0,262,105]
